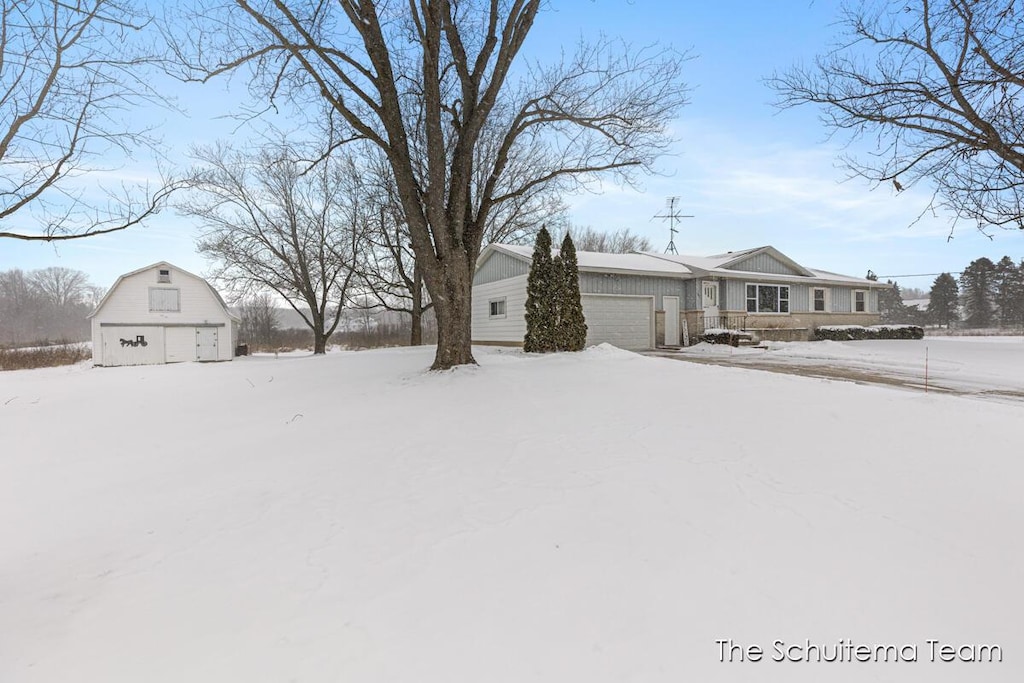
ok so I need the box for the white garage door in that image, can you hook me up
[101,326,165,366]
[581,295,654,350]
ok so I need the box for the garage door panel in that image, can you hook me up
[100,326,165,366]
[581,295,653,350]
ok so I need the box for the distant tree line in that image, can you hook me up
[879,256,1024,329]
[0,268,101,346]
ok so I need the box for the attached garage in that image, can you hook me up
[90,262,240,367]
[581,295,654,350]
[472,244,688,351]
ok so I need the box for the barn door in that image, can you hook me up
[196,327,218,361]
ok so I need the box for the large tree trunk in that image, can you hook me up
[427,255,476,370]
[410,262,423,346]
[313,333,327,354]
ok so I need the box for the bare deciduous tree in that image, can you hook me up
[353,143,566,346]
[236,291,281,351]
[0,266,95,343]
[29,267,90,308]
[567,226,653,253]
[0,0,176,241]
[179,138,366,354]
[770,0,1024,232]
[169,1,689,369]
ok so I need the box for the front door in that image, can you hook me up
[702,281,720,328]
[196,327,218,361]
[664,296,680,346]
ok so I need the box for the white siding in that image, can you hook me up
[471,275,528,344]
[165,327,195,363]
[92,264,236,365]
[99,326,166,366]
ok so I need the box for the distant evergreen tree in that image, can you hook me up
[927,273,959,328]
[959,257,997,327]
[555,234,587,351]
[878,280,911,323]
[993,256,1024,327]
[523,226,557,352]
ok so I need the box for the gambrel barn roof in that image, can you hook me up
[89,261,240,322]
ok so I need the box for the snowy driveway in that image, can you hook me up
[651,336,1024,402]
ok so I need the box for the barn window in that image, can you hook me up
[489,297,506,318]
[157,268,171,283]
[149,288,180,312]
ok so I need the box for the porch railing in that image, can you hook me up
[698,315,748,334]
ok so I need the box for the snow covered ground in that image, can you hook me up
[2,344,1022,682]
[673,336,1024,399]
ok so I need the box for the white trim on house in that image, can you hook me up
[745,282,791,314]
[853,289,868,313]
[810,286,831,313]
[488,297,507,319]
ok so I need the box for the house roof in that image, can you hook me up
[483,243,692,277]
[89,261,241,322]
[480,242,887,288]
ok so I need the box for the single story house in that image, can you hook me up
[90,262,240,366]
[472,244,889,350]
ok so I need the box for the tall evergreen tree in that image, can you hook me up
[878,280,911,323]
[556,234,588,351]
[959,257,997,328]
[927,273,959,328]
[523,227,557,352]
[993,256,1024,327]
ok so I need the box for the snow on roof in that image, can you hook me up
[487,243,883,286]
[492,244,692,276]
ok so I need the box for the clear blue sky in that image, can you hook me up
[4,0,1021,295]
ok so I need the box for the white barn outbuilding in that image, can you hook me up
[90,262,240,366]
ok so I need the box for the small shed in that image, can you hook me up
[89,262,240,366]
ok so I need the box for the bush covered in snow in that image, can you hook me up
[814,325,924,341]
[698,329,753,346]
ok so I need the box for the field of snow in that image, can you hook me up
[677,336,1024,399]
[2,344,1022,682]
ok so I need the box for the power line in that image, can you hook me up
[877,272,962,278]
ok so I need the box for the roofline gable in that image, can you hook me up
[89,261,241,322]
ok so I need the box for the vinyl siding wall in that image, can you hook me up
[473,251,529,285]
[720,279,878,315]
[471,274,528,344]
[724,252,802,276]
[578,273,683,310]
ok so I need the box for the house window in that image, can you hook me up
[854,290,867,313]
[149,288,180,312]
[746,284,789,313]
[489,298,506,318]
[157,268,171,283]
[812,287,828,312]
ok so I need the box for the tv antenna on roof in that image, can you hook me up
[652,196,693,254]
